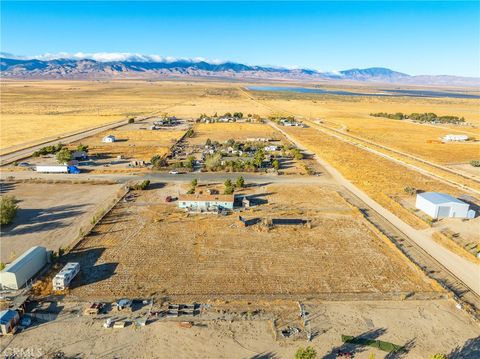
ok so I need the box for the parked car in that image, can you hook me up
[18,162,30,167]
[169,170,179,175]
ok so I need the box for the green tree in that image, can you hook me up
[294,346,317,359]
[76,144,89,152]
[151,155,168,169]
[185,156,195,169]
[0,195,18,226]
[224,179,234,194]
[205,138,212,146]
[56,148,73,164]
[236,176,245,188]
[272,159,280,171]
[428,355,447,359]
[191,178,198,188]
[205,153,222,171]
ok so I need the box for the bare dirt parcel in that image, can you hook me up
[68,184,438,300]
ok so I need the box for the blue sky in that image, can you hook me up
[1,1,479,76]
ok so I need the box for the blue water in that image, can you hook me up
[246,86,480,99]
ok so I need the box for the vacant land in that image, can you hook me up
[248,89,480,165]
[0,181,121,263]
[67,183,437,300]
[277,126,471,228]
[72,128,185,161]
[6,299,478,358]
[0,81,269,151]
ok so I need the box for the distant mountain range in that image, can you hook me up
[1,54,478,86]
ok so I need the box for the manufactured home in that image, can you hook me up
[178,194,234,211]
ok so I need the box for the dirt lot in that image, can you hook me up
[3,299,478,358]
[67,183,437,300]
[0,181,122,263]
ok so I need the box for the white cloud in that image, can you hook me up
[0,52,229,65]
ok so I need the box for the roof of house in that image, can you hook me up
[417,192,467,205]
[2,246,47,274]
[179,194,235,202]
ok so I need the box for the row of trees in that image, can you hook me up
[370,112,466,124]
[186,177,244,195]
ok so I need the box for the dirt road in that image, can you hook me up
[270,122,480,296]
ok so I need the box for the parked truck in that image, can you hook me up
[35,165,80,174]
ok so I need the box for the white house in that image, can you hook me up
[442,134,469,142]
[178,194,235,211]
[52,262,80,291]
[415,192,473,219]
[264,145,278,152]
[102,135,116,143]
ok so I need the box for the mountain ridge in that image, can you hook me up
[1,55,478,86]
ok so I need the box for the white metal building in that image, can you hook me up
[102,135,116,143]
[442,134,469,142]
[415,192,472,219]
[0,246,48,290]
[178,194,234,211]
[52,262,80,291]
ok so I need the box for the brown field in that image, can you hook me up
[0,181,121,263]
[251,91,480,165]
[0,80,270,151]
[67,183,437,300]
[71,128,185,161]
[279,126,468,228]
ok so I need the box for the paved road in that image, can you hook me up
[0,119,132,166]
[1,169,334,186]
[271,121,480,296]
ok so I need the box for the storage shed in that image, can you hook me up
[0,246,48,290]
[415,192,472,219]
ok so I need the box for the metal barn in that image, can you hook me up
[415,192,471,219]
[0,246,48,290]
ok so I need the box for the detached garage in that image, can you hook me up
[415,192,472,219]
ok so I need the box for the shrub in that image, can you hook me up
[130,180,150,190]
[128,118,135,123]
[56,148,73,164]
[185,128,195,138]
[294,346,317,359]
[0,195,18,225]
[272,159,280,171]
[428,355,447,359]
[76,144,89,152]
[0,262,5,271]
[470,160,480,167]
[404,186,417,196]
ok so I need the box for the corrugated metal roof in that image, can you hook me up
[179,194,234,202]
[417,192,467,205]
[2,246,47,274]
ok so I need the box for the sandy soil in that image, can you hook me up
[0,181,121,262]
[2,299,478,358]
[65,184,437,300]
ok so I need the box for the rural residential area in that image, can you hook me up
[0,1,479,359]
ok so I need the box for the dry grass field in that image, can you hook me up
[279,126,467,228]
[68,184,437,300]
[250,90,480,165]
[0,80,270,151]
[71,128,185,161]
